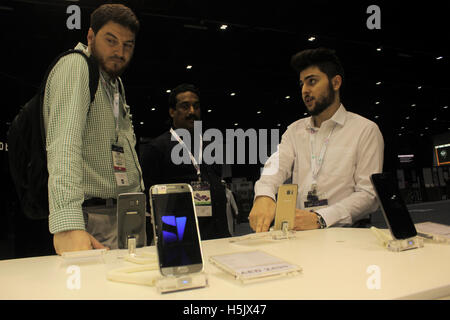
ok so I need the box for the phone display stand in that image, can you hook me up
[270,221,296,240]
[61,249,107,265]
[387,237,423,252]
[155,272,208,294]
[370,227,424,252]
[124,237,157,264]
[106,237,158,287]
[229,223,296,244]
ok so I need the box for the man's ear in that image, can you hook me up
[87,28,95,48]
[332,75,342,91]
[168,107,175,119]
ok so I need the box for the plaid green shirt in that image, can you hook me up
[43,43,144,234]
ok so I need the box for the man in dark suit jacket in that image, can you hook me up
[140,83,231,242]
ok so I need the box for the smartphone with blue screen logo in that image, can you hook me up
[150,183,204,276]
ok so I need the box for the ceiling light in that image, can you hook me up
[375,101,380,105]
[417,86,422,90]
[436,56,443,60]
[257,111,262,114]
[234,123,238,126]
[151,107,156,111]
[405,116,410,120]
[374,115,379,119]
[444,106,448,109]
[376,47,382,52]
[308,36,316,42]
[230,92,236,96]
[140,122,144,125]
[220,24,228,30]
[411,103,416,107]
[376,82,382,85]
[303,113,308,116]
[425,127,429,130]
[433,117,438,121]
[207,109,212,113]
[166,89,171,93]
[285,96,290,99]
[186,65,192,69]
[277,123,281,127]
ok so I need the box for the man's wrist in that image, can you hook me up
[313,212,327,229]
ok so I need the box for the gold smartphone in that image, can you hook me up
[273,184,298,230]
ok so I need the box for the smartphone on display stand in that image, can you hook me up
[117,192,147,249]
[274,184,298,231]
[370,173,417,240]
[150,183,204,277]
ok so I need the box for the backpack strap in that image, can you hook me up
[39,49,100,148]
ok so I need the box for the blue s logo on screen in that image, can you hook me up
[162,216,187,243]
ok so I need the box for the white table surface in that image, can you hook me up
[1,228,450,300]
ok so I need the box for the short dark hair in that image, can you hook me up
[290,47,345,84]
[90,4,140,35]
[169,83,200,110]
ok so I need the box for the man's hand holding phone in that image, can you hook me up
[249,196,276,233]
[53,230,108,255]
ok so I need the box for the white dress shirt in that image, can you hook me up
[254,104,384,227]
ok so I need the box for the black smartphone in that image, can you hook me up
[117,192,147,249]
[150,183,204,276]
[370,173,417,240]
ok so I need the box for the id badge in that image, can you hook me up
[303,187,328,212]
[112,145,129,186]
[191,180,212,217]
[114,172,130,187]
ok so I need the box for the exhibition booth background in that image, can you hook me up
[0,1,449,260]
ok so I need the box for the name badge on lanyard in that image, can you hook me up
[112,144,129,186]
[102,74,128,187]
[303,184,328,212]
[170,128,212,217]
[191,180,213,217]
[303,124,337,211]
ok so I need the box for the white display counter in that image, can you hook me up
[1,228,449,300]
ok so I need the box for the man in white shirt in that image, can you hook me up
[249,47,384,232]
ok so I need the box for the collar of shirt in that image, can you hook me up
[100,70,117,87]
[75,42,89,56]
[306,103,347,132]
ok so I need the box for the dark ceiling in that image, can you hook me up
[1,0,449,172]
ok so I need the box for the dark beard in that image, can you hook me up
[308,82,336,116]
[90,40,128,79]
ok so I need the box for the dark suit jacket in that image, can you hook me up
[140,130,231,240]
